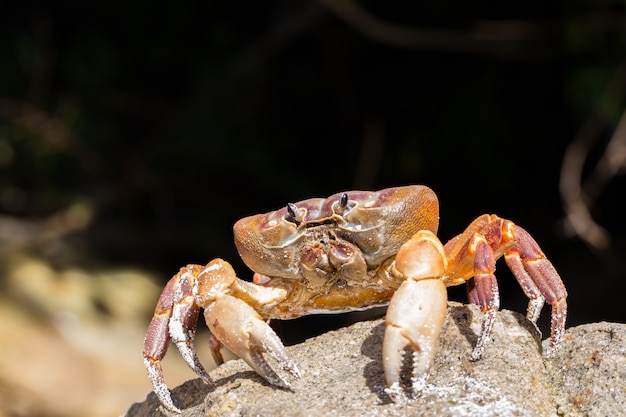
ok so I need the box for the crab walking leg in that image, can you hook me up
[170,298,213,380]
[143,266,212,413]
[464,235,501,361]
[503,224,568,357]
[383,231,448,394]
[208,333,225,366]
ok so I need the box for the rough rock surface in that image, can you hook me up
[546,321,626,417]
[124,303,626,417]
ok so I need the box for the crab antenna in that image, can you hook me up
[339,193,348,208]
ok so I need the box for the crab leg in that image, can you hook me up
[383,231,448,396]
[143,266,213,413]
[464,235,501,360]
[503,224,568,357]
[445,215,568,359]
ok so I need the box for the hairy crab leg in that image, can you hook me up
[503,223,568,357]
[445,215,568,359]
[383,230,448,397]
[464,235,501,361]
[168,269,213,382]
[143,266,212,413]
[143,282,180,414]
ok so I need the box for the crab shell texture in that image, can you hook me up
[232,185,439,317]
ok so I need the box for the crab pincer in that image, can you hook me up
[195,260,301,389]
[382,231,448,398]
[203,294,301,387]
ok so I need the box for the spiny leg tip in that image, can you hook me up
[543,343,558,359]
[470,346,484,362]
[153,388,182,414]
[161,404,182,415]
[288,364,302,378]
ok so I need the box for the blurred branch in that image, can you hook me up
[0,203,94,259]
[583,109,626,202]
[559,60,626,250]
[318,0,559,58]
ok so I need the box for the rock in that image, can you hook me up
[547,322,626,417]
[124,304,626,417]
[125,302,571,417]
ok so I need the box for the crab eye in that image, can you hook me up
[333,193,352,215]
[285,203,301,224]
[339,193,348,208]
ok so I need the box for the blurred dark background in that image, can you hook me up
[1,2,625,411]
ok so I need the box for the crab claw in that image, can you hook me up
[203,294,301,388]
[383,231,448,397]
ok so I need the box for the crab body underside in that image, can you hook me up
[143,185,567,412]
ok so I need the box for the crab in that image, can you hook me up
[143,185,567,412]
